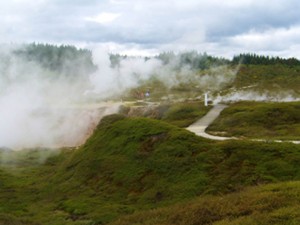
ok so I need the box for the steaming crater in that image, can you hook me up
[0,102,121,151]
[1,44,299,151]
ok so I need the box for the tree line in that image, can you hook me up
[4,43,300,75]
[13,43,97,77]
[232,53,300,66]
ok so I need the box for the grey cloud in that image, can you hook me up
[1,0,300,57]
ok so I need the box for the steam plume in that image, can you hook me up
[2,45,297,151]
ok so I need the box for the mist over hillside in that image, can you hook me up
[0,43,299,150]
[0,43,299,225]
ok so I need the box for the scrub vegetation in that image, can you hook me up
[0,115,300,224]
[0,45,300,224]
[121,101,212,127]
[207,101,300,140]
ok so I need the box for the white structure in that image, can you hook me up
[204,93,208,106]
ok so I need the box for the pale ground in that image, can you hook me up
[187,104,233,140]
[187,104,300,144]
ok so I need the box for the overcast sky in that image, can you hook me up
[1,0,300,58]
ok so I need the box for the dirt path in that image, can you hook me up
[187,104,232,140]
[187,104,300,144]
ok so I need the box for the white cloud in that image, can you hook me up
[85,12,121,24]
[229,26,300,52]
[109,0,126,4]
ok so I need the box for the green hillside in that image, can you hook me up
[233,64,300,93]
[0,115,300,224]
[121,101,212,127]
[109,181,300,225]
[207,101,300,140]
[1,44,300,224]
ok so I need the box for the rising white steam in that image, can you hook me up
[89,48,163,97]
[89,48,237,98]
[0,46,240,150]
[3,45,293,151]
[0,47,120,150]
[214,90,300,103]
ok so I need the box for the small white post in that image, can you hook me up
[204,93,208,106]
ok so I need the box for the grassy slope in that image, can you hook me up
[126,64,300,102]
[123,101,211,127]
[0,115,299,224]
[161,101,212,127]
[109,181,300,225]
[207,101,300,140]
[233,64,300,92]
